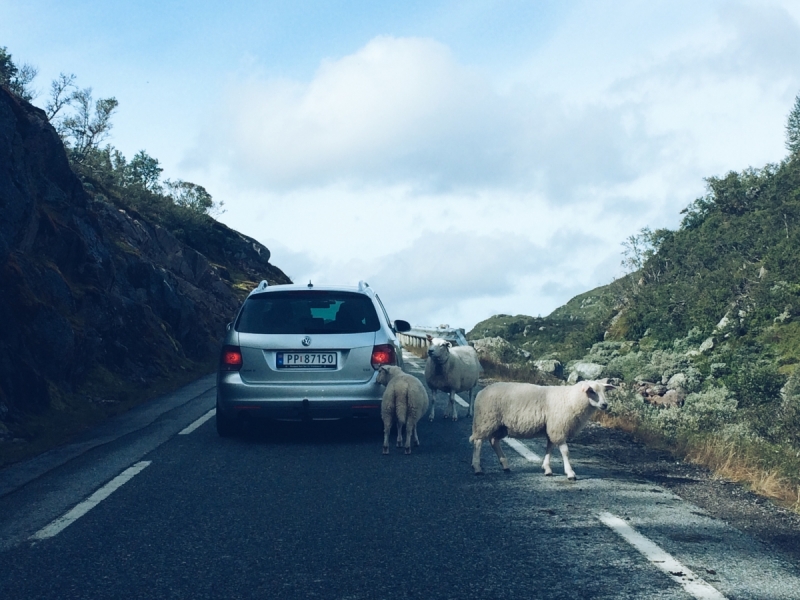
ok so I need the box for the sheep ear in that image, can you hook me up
[580,382,594,395]
[426,334,433,342]
[445,341,452,347]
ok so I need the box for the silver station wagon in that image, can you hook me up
[216,280,411,436]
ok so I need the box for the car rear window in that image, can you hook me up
[235,291,381,334]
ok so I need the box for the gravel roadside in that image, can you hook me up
[576,422,800,567]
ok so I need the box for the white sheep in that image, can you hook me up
[376,365,430,455]
[469,380,614,480]
[424,335,481,421]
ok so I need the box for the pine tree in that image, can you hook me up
[786,94,800,155]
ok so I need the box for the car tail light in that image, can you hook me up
[220,345,243,371]
[371,344,396,369]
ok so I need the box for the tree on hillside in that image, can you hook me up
[786,93,800,155]
[0,46,38,101]
[2,43,226,222]
[59,88,119,162]
[45,73,77,120]
[165,180,224,215]
[123,150,164,193]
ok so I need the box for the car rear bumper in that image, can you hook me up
[216,372,383,421]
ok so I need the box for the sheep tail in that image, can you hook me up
[396,389,409,425]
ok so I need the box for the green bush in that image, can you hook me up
[779,368,800,448]
[726,363,786,409]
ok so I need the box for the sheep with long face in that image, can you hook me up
[469,380,614,480]
[424,335,481,421]
[377,365,430,455]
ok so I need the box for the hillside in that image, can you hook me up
[468,157,800,508]
[0,87,290,464]
[467,283,619,363]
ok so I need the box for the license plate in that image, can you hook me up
[277,351,338,369]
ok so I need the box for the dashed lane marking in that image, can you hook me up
[30,461,152,542]
[453,393,469,408]
[179,408,216,435]
[598,512,728,600]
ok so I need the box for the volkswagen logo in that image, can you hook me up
[301,336,312,347]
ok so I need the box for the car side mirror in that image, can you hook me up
[226,322,233,332]
[394,319,411,333]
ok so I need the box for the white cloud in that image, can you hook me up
[196,36,515,191]
[187,1,800,331]
[192,34,663,198]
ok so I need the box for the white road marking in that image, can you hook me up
[598,512,728,600]
[503,438,542,462]
[30,461,152,541]
[179,408,216,435]
[453,393,469,408]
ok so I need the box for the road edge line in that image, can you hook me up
[30,461,152,542]
[598,511,727,600]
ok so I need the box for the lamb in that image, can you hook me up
[469,380,614,480]
[376,365,430,455]
[424,335,481,421]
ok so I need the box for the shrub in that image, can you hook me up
[779,368,800,448]
[605,351,648,381]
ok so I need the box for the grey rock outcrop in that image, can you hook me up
[534,359,564,378]
[567,362,605,383]
[471,336,530,364]
[0,86,290,441]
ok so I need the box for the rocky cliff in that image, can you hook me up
[0,87,290,456]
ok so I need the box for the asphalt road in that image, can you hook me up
[1,353,799,599]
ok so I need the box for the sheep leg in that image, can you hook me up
[427,389,436,421]
[404,423,414,454]
[467,388,474,418]
[412,423,420,447]
[542,439,554,476]
[560,443,577,480]
[382,415,392,455]
[448,390,458,421]
[489,436,510,471]
[471,438,484,474]
[396,421,404,448]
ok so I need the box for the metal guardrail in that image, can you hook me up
[398,324,469,348]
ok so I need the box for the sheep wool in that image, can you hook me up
[424,336,481,421]
[469,380,614,480]
[377,365,430,455]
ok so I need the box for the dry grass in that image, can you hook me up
[478,358,561,385]
[595,411,800,513]
[684,438,800,510]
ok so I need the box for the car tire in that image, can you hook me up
[216,402,238,438]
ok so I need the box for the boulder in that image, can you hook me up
[648,389,685,408]
[471,336,530,364]
[567,362,605,383]
[534,359,564,378]
[666,372,687,391]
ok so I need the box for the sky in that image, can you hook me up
[3,0,800,332]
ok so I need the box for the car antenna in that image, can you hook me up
[308,280,313,288]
